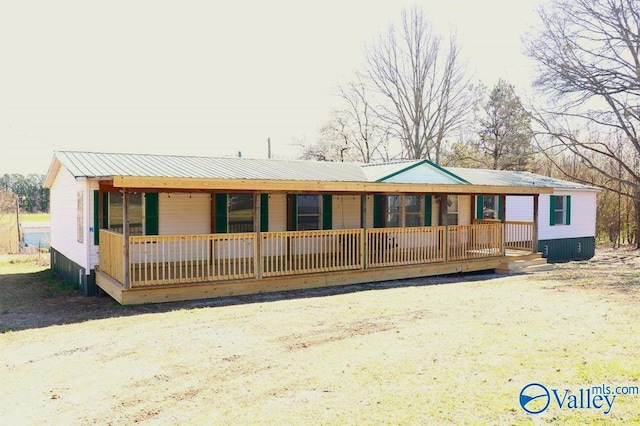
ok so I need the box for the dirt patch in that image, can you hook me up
[1,248,639,424]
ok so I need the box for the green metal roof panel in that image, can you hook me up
[446,167,599,190]
[54,151,369,182]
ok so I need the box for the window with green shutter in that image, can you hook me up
[550,195,571,226]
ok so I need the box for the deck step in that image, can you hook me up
[497,253,551,274]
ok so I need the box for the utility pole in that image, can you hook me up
[15,195,20,253]
[267,137,272,159]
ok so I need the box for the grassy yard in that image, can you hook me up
[1,249,639,424]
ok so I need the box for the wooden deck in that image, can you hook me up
[95,222,531,304]
[96,256,503,305]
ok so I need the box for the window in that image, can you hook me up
[550,195,571,226]
[228,194,254,233]
[384,195,425,228]
[108,192,144,235]
[77,191,84,243]
[446,195,458,226]
[297,195,321,230]
[479,195,500,220]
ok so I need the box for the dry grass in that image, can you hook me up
[1,248,639,424]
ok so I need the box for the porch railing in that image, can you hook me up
[99,230,125,284]
[448,223,503,261]
[129,233,256,287]
[261,229,362,277]
[366,226,445,268]
[504,221,534,252]
[99,222,515,288]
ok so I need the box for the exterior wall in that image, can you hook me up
[332,195,361,229]
[505,195,534,222]
[538,236,595,262]
[458,195,471,226]
[268,193,287,232]
[49,166,90,272]
[51,247,98,295]
[159,193,211,235]
[87,181,99,270]
[538,191,597,240]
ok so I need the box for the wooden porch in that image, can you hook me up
[96,222,537,304]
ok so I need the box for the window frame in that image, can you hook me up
[227,194,254,233]
[106,192,145,236]
[297,194,322,231]
[384,194,425,228]
[77,191,84,243]
[446,195,459,226]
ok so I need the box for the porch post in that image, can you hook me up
[440,194,449,262]
[361,194,367,270]
[122,189,130,289]
[499,195,506,256]
[533,194,539,253]
[255,192,262,279]
[470,194,476,224]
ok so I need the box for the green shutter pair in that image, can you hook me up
[215,193,269,233]
[475,195,503,220]
[93,191,160,244]
[549,195,571,226]
[287,194,332,231]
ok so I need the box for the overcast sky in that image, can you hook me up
[0,0,543,175]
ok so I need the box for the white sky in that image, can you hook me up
[0,0,543,175]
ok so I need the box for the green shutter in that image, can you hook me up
[144,193,159,235]
[322,195,333,230]
[214,193,228,233]
[497,196,504,221]
[549,195,556,226]
[476,195,484,219]
[288,194,298,231]
[93,190,100,245]
[424,195,432,227]
[373,195,384,228]
[102,192,109,229]
[260,194,269,232]
[565,196,571,225]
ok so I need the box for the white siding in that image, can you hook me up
[50,167,90,270]
[538,191,597,240]
[268,193,287,232]
[159,193,211,235]
[332,195,361,229]
[506,196,534,222]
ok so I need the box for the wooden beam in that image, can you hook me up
[122,189,130,290]
[533,194,539,253]
[111,175,553,195]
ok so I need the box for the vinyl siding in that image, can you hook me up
[49,166,90,271]
[458,195,471,226]
[332,195,361,229]
[538,191,596,240]
[87,180,99,269]
[268,193,287,232]
[159,193,211,235]
[506,195,534,221]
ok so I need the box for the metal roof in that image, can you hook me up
[45,151,597,192]
[446,167,599,190]
[52,151,369,182]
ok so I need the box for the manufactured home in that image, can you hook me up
[44,152,598,304]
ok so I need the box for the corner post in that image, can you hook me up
[361,194,367,270]
[500,195,506,256]
[533,194,539,253]
[122,189,130,289]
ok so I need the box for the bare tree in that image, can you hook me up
[365,6,471,163]
[525,0,640,247]
[319,79,392,163]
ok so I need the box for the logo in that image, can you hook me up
[519,383,550,414]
